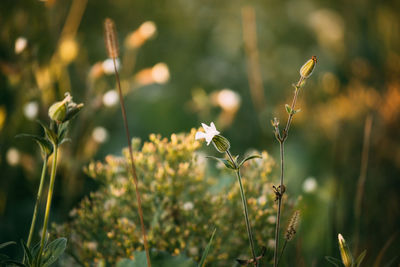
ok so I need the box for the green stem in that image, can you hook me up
[273,77,303,267]
[37,144,58,265]
[26,158,48,248]
[226,150,257,265]
[277,240,288,267]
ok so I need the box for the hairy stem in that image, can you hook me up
[113,58,152,267]
[273,77,303,267]
[227,150,257,265]
[27,157,48,248]
[37,145,58,265]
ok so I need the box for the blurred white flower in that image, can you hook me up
[217,89,241,112]
[302,177,317,193]
[15,37,27,54]
[103,90,119,107]
[195,122,220,145]
[92,126,108,143]
[23,101,39,120]
[102,58,120,74]
[152,63,170,84]
[139,21,157,40]
[6,148,20,166]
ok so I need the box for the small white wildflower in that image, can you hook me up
[267,215,276,224]
[92,126,108,143]
[195,122,220,145]
[102,90,119,107]
[6,148,20,166]
[257,195,267,206]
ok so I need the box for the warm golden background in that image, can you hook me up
[0,0,399,266]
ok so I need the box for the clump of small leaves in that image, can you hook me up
[52,130,278,266]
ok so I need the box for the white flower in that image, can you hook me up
[195,122,220,145]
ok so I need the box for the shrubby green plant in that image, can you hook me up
[53,129,278,266]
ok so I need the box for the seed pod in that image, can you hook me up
[104,18,119,59]
[212,135,231,153]
[299,56,317,79]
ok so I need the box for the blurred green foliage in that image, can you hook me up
[1,0,399,266]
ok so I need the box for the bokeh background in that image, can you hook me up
[1,0,399,266]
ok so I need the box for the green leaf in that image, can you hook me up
[37,120,57,145]
[116,250,196,267]
[2,260,26,266]
[0,241,16,250]
[355,250,366,267]
[20,240,32,266]
[15,134,53,157]
[325,256,342,267]
[285,104,292,115]
[198,228,216,267]
[41,238,67,267]
[57,122,69,143]
[206,156,236,170]
[238,154,261,168]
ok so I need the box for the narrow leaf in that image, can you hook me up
[0,241,16,250]
[206,156,236,170]
[37,120,57,144]
[355,250,367,267]
[20,240,33,266]
[285,104,292,115]
[238,154,261,168]
[198,228,216,267]
[325,256,342,267]
[41,238,67,267]
[15,134,53,156]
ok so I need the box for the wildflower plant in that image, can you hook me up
[271,56,316,266]
[0,93,83,267]
[325,234,366,267]
[196,122,265,265]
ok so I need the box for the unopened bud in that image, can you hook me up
[212,135,230,153]
[48,100,67,122]
[300,56,317,79]
[338,234,353,267]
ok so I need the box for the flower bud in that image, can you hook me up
[338,234,353,267]
[48,100,67,122]
[212,135,230,153]
[299,56,317,79]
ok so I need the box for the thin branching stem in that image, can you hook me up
[27,157,48,248]
[112,58,152,267]
[273,77,303,267]
[277,240,288,267]
[226,150,258,266]
[37,144,58,265]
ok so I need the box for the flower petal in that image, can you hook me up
[195,131,206,140]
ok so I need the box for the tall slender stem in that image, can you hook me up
[37,144,58,265]
[226,150,257,265]
[273,77,303,267]
[113,58,151,267]
[27,158,48,248]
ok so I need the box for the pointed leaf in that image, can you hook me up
[57,122,69,143]
[285,104,292,115]
[355,250,366,267]
[20,240,33,266]
[41,238,67,267]
[16,134,53,156]
[0,241,16,250]
[59,138,71,146]
[206,156,236,170]
[198,228,216,267]
[238,154,262,168]
[325,256,342,267]
[37,120,57,145]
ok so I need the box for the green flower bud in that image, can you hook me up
[48,100,67,123]
[338,234,353,267]
[299,56,317,79]
[212,135,230,153]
